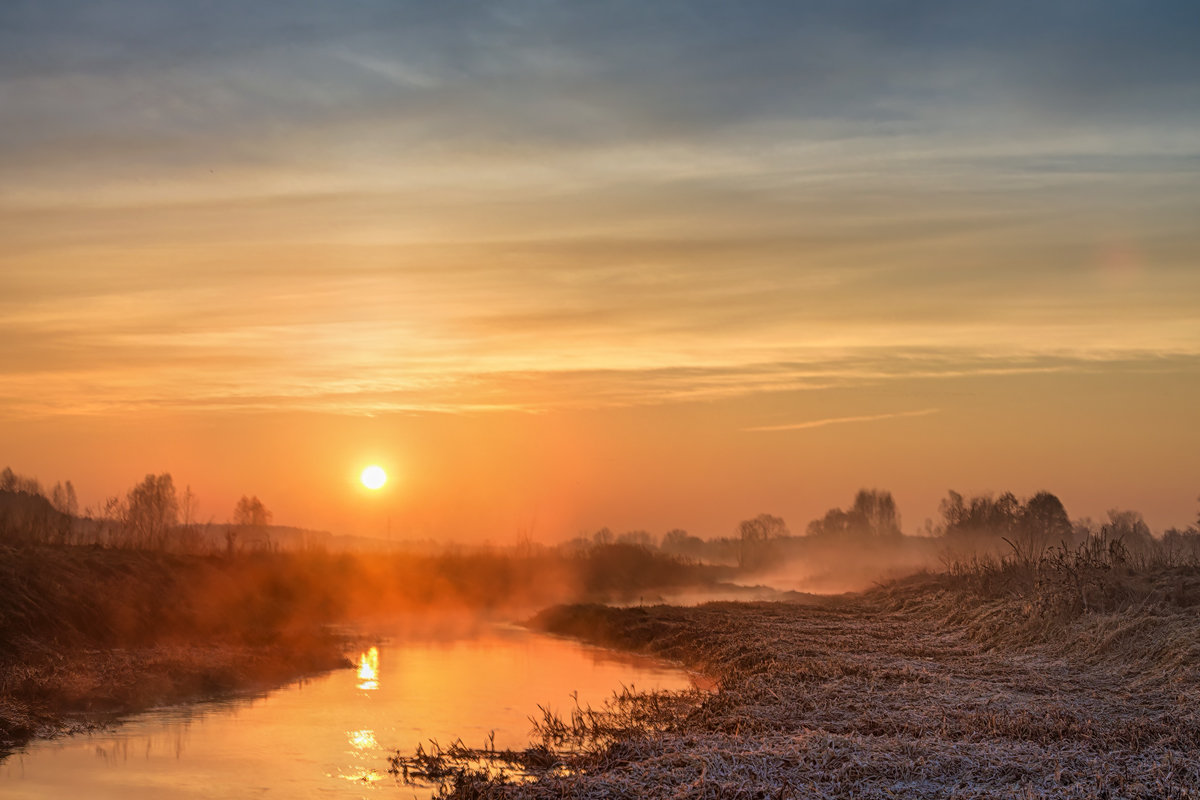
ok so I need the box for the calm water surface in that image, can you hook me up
[2,622,703,799]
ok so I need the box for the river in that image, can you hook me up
[1,621,705,799]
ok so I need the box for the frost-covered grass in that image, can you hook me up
[394,566,1200,799]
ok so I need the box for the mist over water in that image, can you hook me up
[2,620,704,799]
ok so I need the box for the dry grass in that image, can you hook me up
[0,637,351,753]
[0,545,355,753]
[0,541,727,755]
[394,566,1200,799]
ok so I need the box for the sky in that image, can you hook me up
[2,0,1198,540]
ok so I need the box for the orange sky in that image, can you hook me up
[2,2,1199,539]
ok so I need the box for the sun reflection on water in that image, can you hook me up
[348,729,378,750]
[336,728,385,784]
[357,646,380,691]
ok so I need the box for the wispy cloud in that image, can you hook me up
[2,2,1199,421]
[743,408,941,433]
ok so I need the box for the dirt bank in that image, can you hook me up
[399,573,1200,798]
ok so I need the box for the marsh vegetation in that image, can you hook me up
[396,551,1200,798]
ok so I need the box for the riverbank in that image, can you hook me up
[399,567,1200,798]
[0,541,730,755]
[0,635,350,753]
[0,545,356,753]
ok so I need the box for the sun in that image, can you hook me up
[360,465,387,490]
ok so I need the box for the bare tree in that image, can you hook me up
[939,490,1020,544]
[231,495,273,554]
[737,513,788,569]
[233,495,272,528]
[1102,508,1154,566]
[0,466,42,497]
[661,528,704,559]
[1008,491,1071,565]
[852,489,902,536]
[809,489,901,538]
[125,474,179,550]
[616,530,654,548]
[50,481,78,517]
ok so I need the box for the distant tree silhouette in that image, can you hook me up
[808,489,901,538]
[125,473,179,549]
[807,506,870,538]
[737,513,788,569]
[50,481,78,517]
[939,491,1020,540]
[233,495,272,528]
[1162,525,1200,566]
[0,489,69,544]
[852,489,902,537]
[661,528,705,559]
[231,495,273,554]
[939,489,1074,562]
[0,466,43,497]
[616,529,654,548]
[1009,491,1071,564]
[1102,509,1154,563]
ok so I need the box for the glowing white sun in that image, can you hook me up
[360,465,387,490]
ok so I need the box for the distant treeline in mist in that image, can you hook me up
[3,466,1199,597]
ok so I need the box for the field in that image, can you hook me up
[397,566,1200,799]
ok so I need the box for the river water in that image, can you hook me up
[1,622,704,799]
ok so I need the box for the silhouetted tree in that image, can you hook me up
[0,489,68,544]
[0,466,42,497]
[737,513,788,569]
[617,529,654,549]
[809,489,902,538]
[1102,509,1154,564]
[852,489,902,537]
[939,491,1020,540]
[807,507,870,538]
[125,473,179,549]
[1009,491,1071,563]
[233,495,272,528]
[1162,525,1200,566]
[661,528,705,559]
[50,480,78,517]
[231,495,273,554]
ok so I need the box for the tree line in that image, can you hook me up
[0,466,274,554]
[3,464,1199,569]
[654,488,1200,570]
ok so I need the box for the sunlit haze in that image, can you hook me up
[2,1,1198,540]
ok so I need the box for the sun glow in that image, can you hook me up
[360,465,387,490]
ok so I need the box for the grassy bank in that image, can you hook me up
[0,541,728,754]
[0,545,354,752]
[395,562,1200,799]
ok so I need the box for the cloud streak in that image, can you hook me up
[742,408,941,433]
